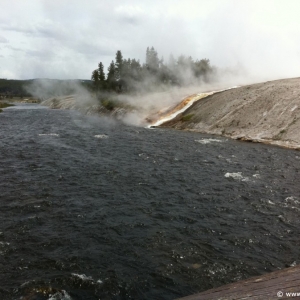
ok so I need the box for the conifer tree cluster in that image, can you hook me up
[91,47,213,93]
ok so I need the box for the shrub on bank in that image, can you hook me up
[101,98,117,111]
[0,102,14,108]
[181,114,194,121]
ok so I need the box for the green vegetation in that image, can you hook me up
[273,129,287,140]
[0,102,14,108]
[91,47,214,94]
[0,48,213,113]
[181,114,194,121]
[101,98,118,111]
[0,78,92,99]
[0,102,14,113]
[99,96,134,111]
[0,79,31,98]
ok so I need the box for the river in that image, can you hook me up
[1,104,300,300]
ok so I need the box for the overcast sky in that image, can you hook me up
[1,0,300,81]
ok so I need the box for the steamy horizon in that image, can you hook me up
[0,0,300,83]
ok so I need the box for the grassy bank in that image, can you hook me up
[0,102,14,112]
[0,102,14,108]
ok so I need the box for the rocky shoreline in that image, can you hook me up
[41,95,129,119]
[160,77,300,150]
[41,77,300,150]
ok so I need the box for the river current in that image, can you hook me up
[1,104,300,300]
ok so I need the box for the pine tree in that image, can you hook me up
[168,54,176,70]
[91,47,213,92]
[145,47,150,65]
[115,50,123,80]
[107,61,116,90]
[91,69,99,89]
[145,46,159,73]
[107,61,116,81]
[130,59,141,80]
[98,62,105,82]
[193,59,212,81]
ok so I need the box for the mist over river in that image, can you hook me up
[1,104,300,300]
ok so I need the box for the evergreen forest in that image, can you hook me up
[91,47,214,93]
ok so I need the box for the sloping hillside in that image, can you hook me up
[160,77,300,149]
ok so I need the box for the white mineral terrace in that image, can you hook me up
[148,86,239,128]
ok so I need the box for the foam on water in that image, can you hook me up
[195,138,224,144]
[224,172,249,181]
[94,134,108,139]
[285,196,299,204]
[48,290,72,300]
[72,273,103,284]
[72,273,93,281]
[39,133,60,136]
[0,241,11,256]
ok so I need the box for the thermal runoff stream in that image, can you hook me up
[1,103,300,300]
[149,87,239,128]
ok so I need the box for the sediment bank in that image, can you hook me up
[160,77,300,150]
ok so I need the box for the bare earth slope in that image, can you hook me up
[160,77,300,149]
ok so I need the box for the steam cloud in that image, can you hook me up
[25,58,264,128]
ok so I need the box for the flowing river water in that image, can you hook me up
[1,104,300,300]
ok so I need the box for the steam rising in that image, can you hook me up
[26,79,94,103]
[26,62,263,128]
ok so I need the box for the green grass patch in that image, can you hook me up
[181,114,194,121]
[99,96,135,111]
[0,102,14,108]
[101,98,117,111]
[273,129,287,140]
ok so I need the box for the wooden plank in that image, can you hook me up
[176,265,300,300]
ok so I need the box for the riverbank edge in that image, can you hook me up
[175,264,300,300]
[159,77,300,151]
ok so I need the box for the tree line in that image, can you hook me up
[91,47,214,93]
[0,79,93,99]
[0,79,32,98]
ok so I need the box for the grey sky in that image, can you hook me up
[1,0,300,81]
